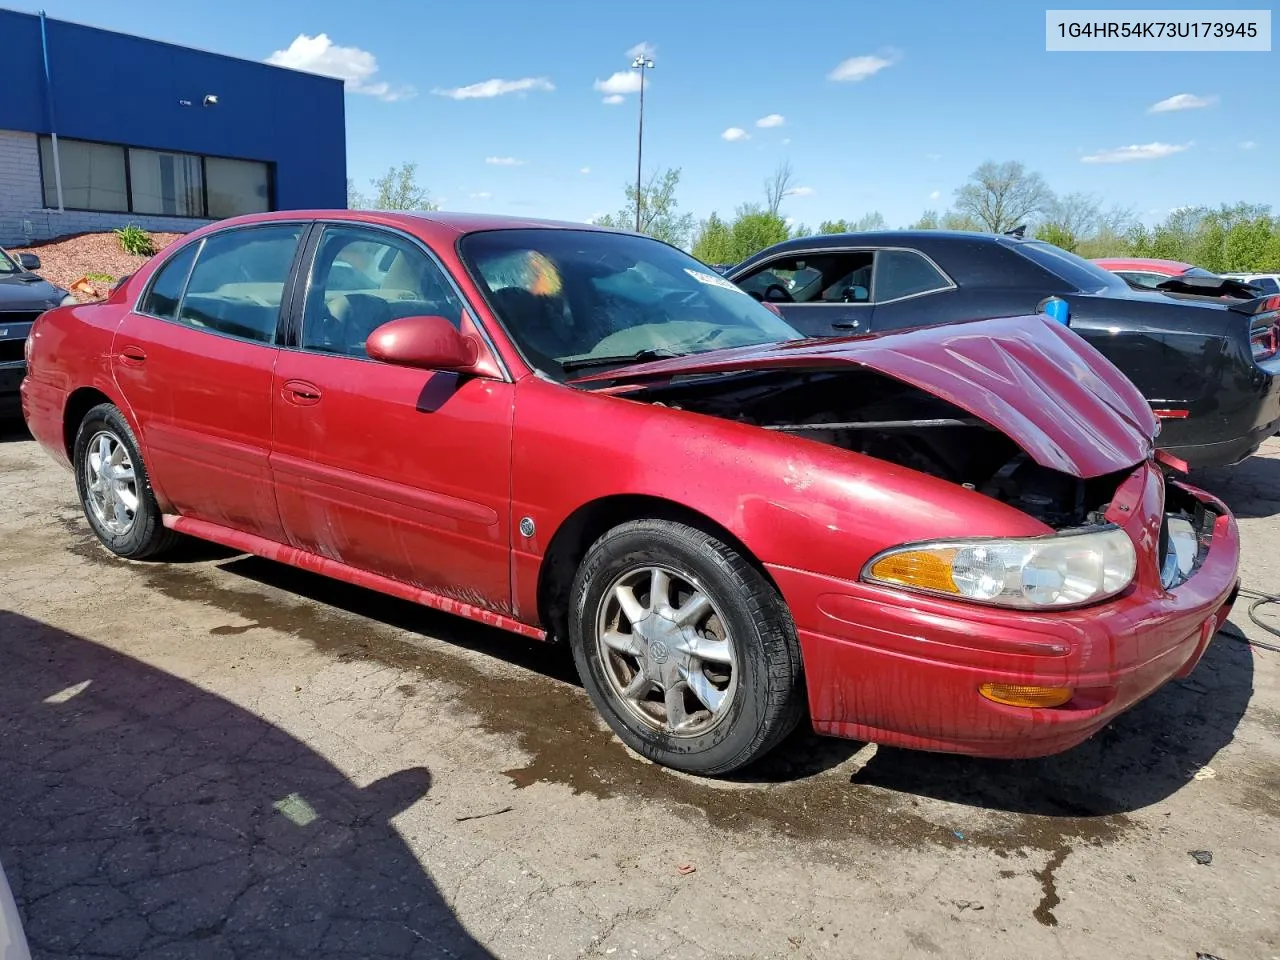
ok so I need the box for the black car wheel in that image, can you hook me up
[568,519,804,775]
[73,403,178,559]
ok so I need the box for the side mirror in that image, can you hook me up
[843,285,869,303]
[17,253,40,271]
[366,315,479,371]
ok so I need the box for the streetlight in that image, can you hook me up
[631,53,654,232]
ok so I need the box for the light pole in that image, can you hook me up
[631,53,654,232]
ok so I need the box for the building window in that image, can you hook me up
[205,157,271,218]
[37,136,272,219]
[39,138,128,212]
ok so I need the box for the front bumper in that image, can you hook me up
[769,463,1240,758]
[0,360,25,417]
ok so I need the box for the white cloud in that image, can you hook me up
[266,34,414,101]
[925,152,942,161]
[595,71,642,95]
[602,94,625,105]
[1240,140,1258,150]
[579,167,591,174]
[1081,141,1192,163]
[1148,93,1218,113]
[784,185,815,197]
[781,137,792,146]
[929,190,941,200]
[721,127,750,142]
[469,191,492,200]
[784,217,796,227]
[433,77,554,100]
[756,113,786,128]
[827,51,900,82]
[626,41,656,59]
[485,156,525,166]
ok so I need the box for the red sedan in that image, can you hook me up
[21,211,1240,775]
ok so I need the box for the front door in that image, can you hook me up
[111,223,307,541]
[269,223,515,613]
[732,249,876,337]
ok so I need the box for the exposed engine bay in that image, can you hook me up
[636,368,1133,530]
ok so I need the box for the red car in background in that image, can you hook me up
[21,211,1240,776]
[1093,257,1261,300]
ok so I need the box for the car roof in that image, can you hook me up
[197,209,623,240]
[1091,257,1194,273]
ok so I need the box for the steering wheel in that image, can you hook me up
[764,283,793,303]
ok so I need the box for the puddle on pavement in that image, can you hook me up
[60,518,1132,869]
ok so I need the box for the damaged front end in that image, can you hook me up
[575,314,1163,532]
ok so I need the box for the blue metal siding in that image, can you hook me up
[0,7,346,209]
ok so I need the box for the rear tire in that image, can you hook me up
[73,402,178,560]
[568,519,804,776]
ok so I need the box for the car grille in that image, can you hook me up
[0,310,42,327]
[0,340,23,364]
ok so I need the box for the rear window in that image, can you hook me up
[1007,240,1127,294]
[1254,277,1280,295]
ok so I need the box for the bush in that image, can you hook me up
[114,224,156,257]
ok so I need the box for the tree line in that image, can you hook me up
[348,159,1280,273]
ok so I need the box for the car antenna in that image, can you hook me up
[1004,224,1027,239]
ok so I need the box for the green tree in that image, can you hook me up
[691,212,736,264]
[764,160,796,217]
[369,162,435,211]
[594,168,695,248]
[1035,222,1078,252]
[728,204,791,259]
[940,210,984,231]
[910,210,941,229]
[851,212,887,232]
[818,219,850,234]
[954,160,1053,233]
[347,178,367,210]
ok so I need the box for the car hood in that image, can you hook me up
[0,273,63,310]
[572,314,1158,479]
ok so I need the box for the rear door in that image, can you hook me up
[111,222,308,540]
[732,249,876,336]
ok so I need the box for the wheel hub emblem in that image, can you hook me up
[649,639,670,664]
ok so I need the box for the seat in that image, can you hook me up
[326,293,393,356]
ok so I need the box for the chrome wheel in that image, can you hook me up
[84,430,139,536]
[595,565,738,737]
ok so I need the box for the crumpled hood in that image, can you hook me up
[573,314,1158,479]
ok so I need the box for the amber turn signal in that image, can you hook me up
[866,548,959,594]
[978,683,1073,708]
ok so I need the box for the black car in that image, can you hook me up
[725,231,1280,469]
[0,246,72,418]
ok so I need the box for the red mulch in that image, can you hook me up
[11,231,184,301]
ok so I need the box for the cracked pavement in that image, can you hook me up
[1,426,1278,959]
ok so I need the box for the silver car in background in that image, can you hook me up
[0,860,30,960]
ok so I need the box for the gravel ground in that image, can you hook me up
[11,231,183,300]
[0,423,1277,960]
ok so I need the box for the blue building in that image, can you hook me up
[0,7,346,246]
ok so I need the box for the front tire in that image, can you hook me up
[568,519,804,776]
[73,402,178,559]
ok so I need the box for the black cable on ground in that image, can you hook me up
[1220,587,1280,653]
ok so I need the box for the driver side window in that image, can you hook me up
[301,226,465,358]
[737,252,874,304]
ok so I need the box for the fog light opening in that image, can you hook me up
[979,682,1073,708]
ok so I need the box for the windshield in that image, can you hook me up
[0,247,19,276]
[1009,239,1129,295]
[458,228,803,380]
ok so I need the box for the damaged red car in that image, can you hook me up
[21,211,1241,776]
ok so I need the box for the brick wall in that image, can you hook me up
[0,130,209,247]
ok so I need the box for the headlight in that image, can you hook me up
[863,527,1136,609]
[59,293,78,306]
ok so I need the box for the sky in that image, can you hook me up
[20,0,1279,229]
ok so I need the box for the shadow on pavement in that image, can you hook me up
[1194,446,1280,520]
[0,419,31,443]
[852,621,1255,817]
[0,610,495,960]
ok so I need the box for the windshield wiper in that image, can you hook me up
[561,348,683,372]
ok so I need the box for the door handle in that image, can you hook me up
[282,379,322,405]
[831,320,861,330]
[119,345,147,364]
